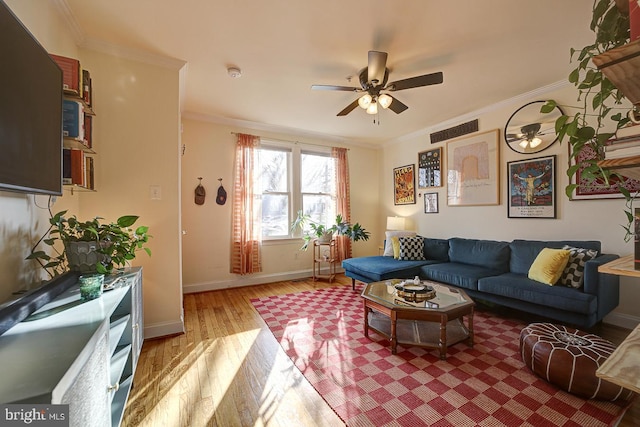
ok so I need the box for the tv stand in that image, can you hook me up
[0,268,143,427]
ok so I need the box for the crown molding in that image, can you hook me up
[181,111,376,148]
[53,0,186,70]
[52,0,85,45]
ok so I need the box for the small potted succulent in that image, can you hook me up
[291,210,370,250]
[28,210,151,277]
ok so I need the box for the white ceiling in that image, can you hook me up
[60,0,595,146]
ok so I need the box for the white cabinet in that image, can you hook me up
[0,267,143,427]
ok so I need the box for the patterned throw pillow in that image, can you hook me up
[398,236,426,261]
[559,245,599,288]
[383,231,416,256]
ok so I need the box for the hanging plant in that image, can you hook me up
[542,0,636,239]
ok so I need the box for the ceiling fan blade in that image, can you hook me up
[311,84,359,92]
[386,71,443,91]
[506,134,525,142]
[337,99,360,116]
[387,96,408,114]
[368,51,388,84]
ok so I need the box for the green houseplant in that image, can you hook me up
[291,210,370,250]
[28,210,151,277]
[543,0,636,238]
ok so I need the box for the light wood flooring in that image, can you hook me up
[121,275,639,427]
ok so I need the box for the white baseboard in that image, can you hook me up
[144,320,185,339]
[603,311,640,330]
[182,268,345,294]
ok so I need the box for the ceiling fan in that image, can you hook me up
[311,51,443,116]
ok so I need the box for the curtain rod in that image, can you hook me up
[229,132,348,150]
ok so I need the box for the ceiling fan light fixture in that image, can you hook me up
[378,94,393,109]
[358,94,372,109]
[529,137,543,148]
[519,139,529,149]
[366,101,378,115]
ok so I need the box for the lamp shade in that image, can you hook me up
[378,94,393,109]
[386,216,406,231]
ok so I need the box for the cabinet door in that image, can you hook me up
[55,324,110,427]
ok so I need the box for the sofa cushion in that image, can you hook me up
[383,231,416,256]
[341,256,433,282]
[448,238,510,272]
[510,240,601,275]
[478,273,597,315]
[424,238,449,261]
[398,236,426,261]
[528,248,571,285]
[559,245,599,289]
[421,262,503,291]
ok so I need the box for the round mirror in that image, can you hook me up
[504,101,563,154]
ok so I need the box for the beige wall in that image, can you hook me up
[379,83,640,328]
[180,119,380,292]
[1,1,184,339]
[76,49,184,338]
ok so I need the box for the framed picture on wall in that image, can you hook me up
[393,164,416,205]
[446,129,500,206]
[568,142,640,199]
[507,155,556,218]
[418,147,442,188]
[424,192,439,213]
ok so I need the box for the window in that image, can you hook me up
[301,151,335,230]
[255,142,335,240]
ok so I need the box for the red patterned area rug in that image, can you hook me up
[251,284,634,427]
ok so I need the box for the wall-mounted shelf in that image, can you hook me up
[593,39,640,105]
[597,154,640,181]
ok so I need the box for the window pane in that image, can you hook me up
[301,153,334,193]
[258,149,288,192]
[262,194,289,237]
[302,194,335,228]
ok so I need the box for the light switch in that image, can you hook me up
[150,185,162,200]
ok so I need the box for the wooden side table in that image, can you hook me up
[595,255,640,393]
[313,239,336,282]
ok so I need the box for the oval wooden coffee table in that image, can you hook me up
[361,280,475,359]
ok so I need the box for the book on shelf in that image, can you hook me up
[604,134,640,159]
[82,69,92,107]
[49,54,80,95]
[70,149,85,187]
[85,156,94,190]
[62,100,84,140]
[62,149,72,185]
[83,115,92,148]
[615,124,640,140]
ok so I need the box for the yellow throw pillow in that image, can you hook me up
[528,248,571,285]
[391,236,401,259]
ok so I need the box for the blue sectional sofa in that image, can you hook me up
[342,237,620,329]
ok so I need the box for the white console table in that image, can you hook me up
[0,267,143,427]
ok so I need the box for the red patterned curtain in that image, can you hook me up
[332,147,351,261]
[230,133,262,275]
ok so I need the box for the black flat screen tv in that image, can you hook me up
[0,0,63,195]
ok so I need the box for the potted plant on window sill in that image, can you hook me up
[28,210,152,277]
[291,210,370,250]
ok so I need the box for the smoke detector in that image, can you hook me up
[227,67,242,78]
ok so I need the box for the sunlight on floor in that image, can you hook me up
[134,328,261,426]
